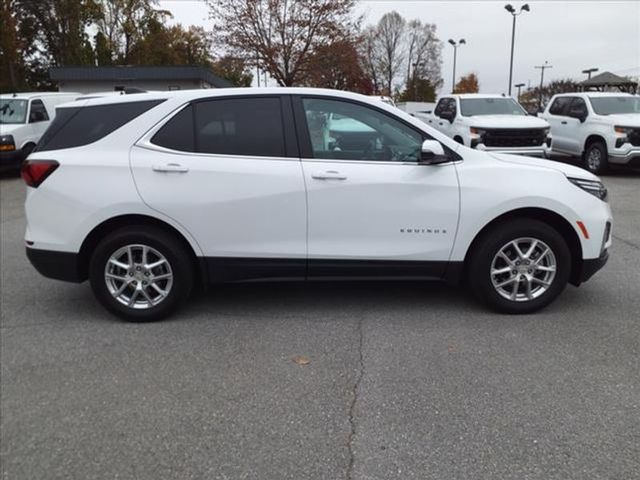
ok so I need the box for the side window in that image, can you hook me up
[301,98,424,162]
[549,97,572,116]
[434,99,447,117]
[36,100,164,152]
[568,97,588,119]
[29,100,49,123]
[151,105,195,152]
[446,98,457,118]
[194,97,285,157]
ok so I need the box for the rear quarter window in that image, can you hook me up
[36,100,165,152]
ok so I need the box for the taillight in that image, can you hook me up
[21,160,59,188]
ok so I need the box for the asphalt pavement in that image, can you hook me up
[1,163,639,480]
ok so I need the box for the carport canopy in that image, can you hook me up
[579,71,638,94]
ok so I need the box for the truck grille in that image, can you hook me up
[482,128,546,148]
[628,128,640,146]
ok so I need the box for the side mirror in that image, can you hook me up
[419,140,449,164]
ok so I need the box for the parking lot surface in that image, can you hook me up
[1,165,639,480]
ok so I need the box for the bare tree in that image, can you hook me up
[360,26,381,93]
[206,0,358,87]
[405,20,442,91]
[376,11,406,95]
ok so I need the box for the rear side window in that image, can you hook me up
[36,100,164,152]
[151,105,195,152]
[194,97,285,157]
[29,100,49,123]
[549,97,572,115]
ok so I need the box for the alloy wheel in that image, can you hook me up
[490,237,557,302]
[104,244,174,309]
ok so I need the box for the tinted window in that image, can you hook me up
[36,100,164,152]
[434,99,447,116]
[302,98,424,162]
[568,98,588,118]
[151,105,195,152]
[194,97,285,157]
[549,97,572,115]
[460,98,526,116]
[437,98,456,118]
[29,100,49,123]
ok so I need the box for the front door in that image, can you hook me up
[294,96,460,278]
[131,95,307,281]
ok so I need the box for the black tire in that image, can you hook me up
[89,226,194,322]
[467,219,571,314]
[583,141,608,175]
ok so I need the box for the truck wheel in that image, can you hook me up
[583,141,608,175]
[89,226,194,322]
[468,219,571,314]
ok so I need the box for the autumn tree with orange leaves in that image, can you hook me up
[453,73,480,94]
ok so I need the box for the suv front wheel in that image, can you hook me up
[89,226,194,322]
[468,219,571,314]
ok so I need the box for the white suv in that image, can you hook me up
[23,88,612,321]
[418,94,552,157]
[541,92,640,174]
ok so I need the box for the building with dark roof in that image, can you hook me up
[579,71,638,94]
[49,65,233,94]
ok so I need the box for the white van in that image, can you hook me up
[0,92,78,171]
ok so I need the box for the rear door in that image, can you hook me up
[131,95,307,281]
[294,95,460,278]
[546,96,574,153]
[26,99,50,147]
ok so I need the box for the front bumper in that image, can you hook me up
[609,147,640,167]
[474,143,550,158]
[578,249,609,284]
[26,247,85,283]
[0,149,24,171]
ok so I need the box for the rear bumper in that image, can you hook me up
[26,247,85,283]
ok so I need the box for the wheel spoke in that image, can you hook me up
[510,279,519,300]
[524,277,533,300]
[511,241,526,259]
[533,247,549,265]
[142,245,149,266]
[141,287,154,307]
[106,272,128,281]
[152,273,172,281]
[496,276,518,288]
[128,288,140,306]
[108,258,129,270]
[113,282,129,297]
[531,277,551,287]
[498,251,515,267]
[146,259,166,270]
[151,283,166,296]
[491,266,512,276]
[536,265,556,273]
[524,240,538,259]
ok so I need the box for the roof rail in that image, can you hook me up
[122,87,147,95]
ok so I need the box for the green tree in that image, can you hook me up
[397,77,437,102]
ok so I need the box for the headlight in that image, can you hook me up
[543,127,551,136]
[567,177,608,201]
[0,134,15,152]
[614,126,633,136]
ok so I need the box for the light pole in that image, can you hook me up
[504,4,530,96]
[448,38,466,93]
[582,67,598,80]
[515,82,525,101]
[534,61,552,112]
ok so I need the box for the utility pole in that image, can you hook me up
[534,61,552,112]
[515,82,525,101]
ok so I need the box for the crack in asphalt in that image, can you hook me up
[346,313,365,480]
[613,234,640,251]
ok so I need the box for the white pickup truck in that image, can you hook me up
[417,94,551,157]
[540,92,640,174]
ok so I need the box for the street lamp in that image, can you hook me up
[448,38,466,93]
[514,82,525,101]
[504,3,530,96]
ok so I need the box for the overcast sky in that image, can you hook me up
[158,0,640,95]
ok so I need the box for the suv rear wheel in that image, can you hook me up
[89,226,194,322]
[468,219,571,314]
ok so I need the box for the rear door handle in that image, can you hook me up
[561,121,568,125]
[152,163,189,173]
[311,170,347,180]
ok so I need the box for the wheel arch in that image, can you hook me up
[78,214,207,285]
[463,207,584,286]
[583,134,607,156]
[453,135,465,145]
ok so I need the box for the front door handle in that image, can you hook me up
[311,170,347,180]
[152,163,189,173]
[561,120,568,125]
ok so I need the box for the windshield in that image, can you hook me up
[0,99,28,124]
[589,96,640,115]
[460,98,527,116]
